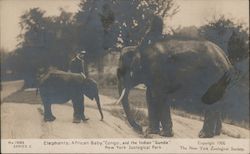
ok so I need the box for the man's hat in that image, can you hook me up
[79,50,86,54]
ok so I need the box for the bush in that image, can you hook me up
[98,73,118,87]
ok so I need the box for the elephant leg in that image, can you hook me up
[145,89,160,134]
[80,96,89,121]
[72,96,83,123]
[214,112,222,135]
[43,102,56,122]
[159,102,174,137]
[72,95,88,123]
[199,110,218,138]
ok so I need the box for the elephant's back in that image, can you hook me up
[39,70,84,87]
[147,40,230,67]
[38,70,83,101]
[145,40,232,103]
[146,40,232,75]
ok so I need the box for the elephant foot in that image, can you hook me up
[73,115,89,123]
[159,129,174,137]
[73,117,81,123]
[44,115,56,122]
[73,115,82,123]
[199,129,214,138]
[215,130,221,136]
[215,125,222,136]
[132,123,143,134]
[81,114,89,121]
[127,120,143,133]
[82,117,89,122]
[145,127,160,135]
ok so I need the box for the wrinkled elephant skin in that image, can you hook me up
[38,69,103,123]
[117,40,232,138]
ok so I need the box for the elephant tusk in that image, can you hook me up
[115,88,126,104]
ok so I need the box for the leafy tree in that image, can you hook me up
[75,0,179,59]
[16,8,76,87]
[1,48,10,80]
[17,8,47,87]
[75,0,104,58]
[227,29,249,64]
[45,8,76,70]
[75,0,117,77]
[112,0,179,48]
[200,15,249,63]
[0,48,8,65]
[18,8,46,48]
[170,26,202,40]
[74,0,179,77]
[7,0,179,85]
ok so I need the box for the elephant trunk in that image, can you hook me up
[95,94,104,120]
[118,82,142,133]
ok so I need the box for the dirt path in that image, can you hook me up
[1,80,249,139]
[1,95,249,139]
[1,102,139,138]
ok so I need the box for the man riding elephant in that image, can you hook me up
[70,50,88,78]
[138,15,164,51]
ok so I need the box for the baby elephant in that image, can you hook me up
[38,69,103,123]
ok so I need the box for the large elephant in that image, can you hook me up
[116,40,232,138]
[38,69,103,123]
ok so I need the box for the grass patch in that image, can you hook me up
[3,90,42,104]
[110,106,148,127]
[130,107,148,127]
[100,84,249,129]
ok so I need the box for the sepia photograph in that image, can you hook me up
[1,0,249,153]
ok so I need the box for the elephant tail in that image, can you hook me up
[202,72,231,104]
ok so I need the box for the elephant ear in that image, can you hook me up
[117,67,126,79]
[133,52,141,64]
[130,51,142,73]
[117,49,137,78]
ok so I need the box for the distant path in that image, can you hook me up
[1,80,24,101]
